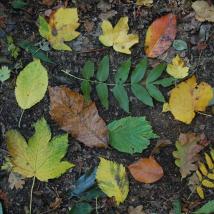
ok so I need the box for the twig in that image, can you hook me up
[18,110,25,128]
[197,112,213,117]
[29,176,36,214]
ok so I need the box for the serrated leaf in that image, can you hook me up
[112,85,129,112]
[131,58,147,84]
[146,63,166,83]
[115,59,131,84]
[108,116,157,154]
[96,55,109,81]
[173,40,187,51]
[153,77,175,87]
[82,61,94,79]
[146,84,165,102]
[6,118,73,181]
[81,80,91,102]
[196,186,204,199]
[131,84,153,107]
[70,202,92,214]
[96,83,109,109]
[96,158,129,205]
[202,179,214,188]
[15,60,48,110]
[173,199,182,214]
[194,200,214,214]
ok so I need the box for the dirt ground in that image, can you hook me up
[0,0,214,213]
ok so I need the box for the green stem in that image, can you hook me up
[29,176,36,214]
[18,109,25,128]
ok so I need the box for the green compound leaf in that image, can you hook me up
[108,116,158,154]
[194,200,214,214]
[96,83,109,110]
[112,85,129,112]
[15,59,48,110]
[96,55,109,81]
[131,58,147,84]
[131,83,153,107]
[81,80,91,102]
[153,77,175,87]
[115,58,131,84]
[146,63,166,83]
[70,202,93,214]
[146,84,165,102]
[82,60,94,80]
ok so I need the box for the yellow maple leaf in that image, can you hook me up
[99,17,139,54]
[166,55,189,79]
[136,0,153,6]
[163,75,213,124]
[38,7,80,51]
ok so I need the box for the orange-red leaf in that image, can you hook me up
[128,156,164,183]
[49,86,109,148]
[145,13,177,58]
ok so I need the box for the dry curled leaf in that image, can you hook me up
[8,172,25,190]
[49,86,108,148]
[128,205,146,214]
[150,139,172,156]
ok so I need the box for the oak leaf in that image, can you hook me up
[49,86,108,148]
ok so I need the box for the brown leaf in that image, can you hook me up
[128,156,164,183]
[150,139,172,155]
[84,20,94,33]
[42,0,55,6]
[128,205,146,214]
[50,197,62,209]
[8,172,25,190]
[49,86,108,148]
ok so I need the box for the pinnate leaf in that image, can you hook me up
[131,58,147,84]
[96,55,109,81]
[81,80,91,102]
[146,63,166,83]
[82,60,94,79]
[115,58,131,84]
[146,84,165,102]
[96,83,109,110]
[153,77,175,87]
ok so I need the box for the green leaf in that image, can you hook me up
[108,116,157,154]
[115,58,131,84]
[208,88,214,106]
[173,199,182,214]
[81,80,91,102]
[82,61,94,80]
[153,77,175,87]
[18,40,53,64]
[15,60,48,109]
[0,66,11,82]
[131,83,153,107]
[80,186,106,201]
[11,0,28,9]
[96,55,109,81]
[70,202,93,214]
[194,200,214,214]
[131,58,147,84]
[96,83,109,109]
[173,40,188,51]
[38,16,50,39]
[112,85,129,112]
[146,63,166,83]
[146,84,165,102]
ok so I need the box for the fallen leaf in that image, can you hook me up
[99,10,117,20]
[49,86,108,148]
[194,200,214,214]
[136,0,153,7]
[166,55,189,79]
[84,20,94,33]
[96,157,129,205]
[128,156,164,183]
[0,66,11,82]
[163,75,213,124]
[192,1,214,22]
[150,139,172,155]
[97,0,111,12]
[70,202,93,214]
[99,17,139,54]
[50,197,62,209]
[6,118,74,181]
[38,7,80,51]
[8,172,25,190]
[173,39,188,51]
[42,0,55,6]
[128,205,146,214]
[145,13,177,58]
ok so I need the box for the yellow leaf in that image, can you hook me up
[99,17,139,54]
[166,55,189,79]
[38,8,80,51]
[163,75,213,124]
[136,0,153,6]
[96,157,129,205]
[205,153,214,170]
[196,170,203,181]
[207,173,214,180]
[199,162,208,176]
[202,179,214,188]
[162,103,170,112]
[196,186,204,199]
[5,118,74,181]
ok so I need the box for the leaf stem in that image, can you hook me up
[29,176,36,214]
[18,109,25,128]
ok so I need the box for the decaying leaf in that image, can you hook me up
[99,17,139,54]
[192,1,214,22]
[42,0,55,6]
[96,158,129,205]
[6,118,73,181]
[49,86,108,148]
[128,156,164,183]
[166,55,189,79]
[136,0,153,7]
[163,75,213,124]
[145,13,177,58]
[150,139,172,155]
[8,172,25,190]
[128,205,145,214]
[173,133,208,178]
[38,7,80,51]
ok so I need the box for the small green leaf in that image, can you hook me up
[146,84,165,102]
[38,16,50,39]
[81,80,91,102]
[194,200,214,214]
[153,77,175,87]
[96,83,109,109]
[208,88,214,106]
[131,58,147,84]
[173,40,188,51]
[80,186,106,201]
[112,85,129,112]
[70,202,93,214]
[0,66,11,82]
[131,83,153,107]
[146,63,166,83]
[173,199,182,214]
[82,61,94,80]
[115,58,131,84]
[96,55,109,81]
[11,0,28,9]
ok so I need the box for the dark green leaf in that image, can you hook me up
[146,63,166,83]
[96,55,109,81]
[18,40,53,64]
[146,84,165,102]
[131,83,153,107]
[208,88,214,106]
[11,0,28,9]
[173,199,182,214]
[82,61,94,80]
[70,202,93,214]
[194,200,214,214]
[108,116,157,154]
[173,40,188,51]
[131,58,147,84]
[112,85,129,112]
[81,80,91,102]
[80,186,106,201]
[96,83,109,110]
[115,58,131,84]
[153,77,175,87]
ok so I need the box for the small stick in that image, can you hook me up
[18,110,25,128]
[29,176,36,214]
[198,112,213,117]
